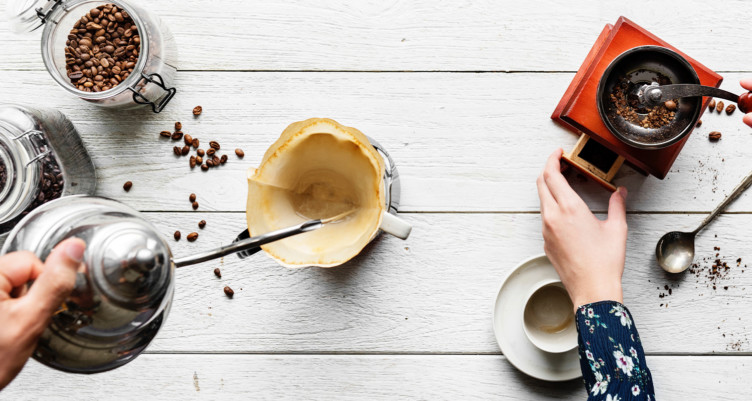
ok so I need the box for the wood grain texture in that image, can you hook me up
[1,0,750,72]
[0,70,750,212]
[127,212,752,354]
[5,354,751,400]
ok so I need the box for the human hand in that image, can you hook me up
[536,149,628,311]
[0,238,85,390]
[741,78,752,127]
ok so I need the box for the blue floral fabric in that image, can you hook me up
[576,301,655,401]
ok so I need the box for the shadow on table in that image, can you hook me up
[505,361,583,398]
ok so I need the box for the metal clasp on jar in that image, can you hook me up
[12,129,50,167]
[127,72,176,113]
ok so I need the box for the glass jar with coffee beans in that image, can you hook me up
[7,0,177,113]
[0,104,96,244]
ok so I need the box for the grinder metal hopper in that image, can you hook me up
[552,17,723,191]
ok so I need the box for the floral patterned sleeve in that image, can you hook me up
[577,301,655,401]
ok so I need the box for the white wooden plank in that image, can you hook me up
[124,212,752,354]
[4,354,750,400]
[1,0,751,72]
[1,70,751,212]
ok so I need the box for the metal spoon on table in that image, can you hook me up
[172,211,352,268]
[656,170,752,273]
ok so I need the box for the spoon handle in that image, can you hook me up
[694,170,752,234]
[173,219,323,268]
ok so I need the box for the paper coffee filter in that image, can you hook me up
[246,118,386,268]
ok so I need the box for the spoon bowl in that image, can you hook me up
[656,231,696,273]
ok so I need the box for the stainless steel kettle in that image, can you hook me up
[1,195,173,373]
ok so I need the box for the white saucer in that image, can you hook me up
[492,254,582,382]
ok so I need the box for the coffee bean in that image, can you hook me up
[175,122,182,131]
[235,148,244,158]
[192,201,199,210]
[197,149,205,157]
[220,154,228,164]
[171,131,183,140]
[212,156,220,165]
[184,134,193,146]
[214,268,221,278]
[174,231,181,241]
[187,232,198,242]
[201,163,209,171]
[65,5,140,92]
[717,101,724,113]
[196,156,203,164]
[190,156,196,168]
[709,131,722,141]
[193,106,202,116]
[181,145,190,155]
[726,104,736,115]
[206,148,216,157]
[160,130,171,138]
[696,120,702,127]
[173,146,181,156]
[192,138,199,148]
[223,286,234,297]
[207,159,215,167]
[123,181,132,191]
[664,100,677,111]
[209,141,220,150]
[189,193,197,202]
[198,220,206,229]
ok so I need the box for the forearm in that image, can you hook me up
[576,301,654,400]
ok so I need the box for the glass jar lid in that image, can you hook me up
[6,0,63,33]
[0,122,42,224]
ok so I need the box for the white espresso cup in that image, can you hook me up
[522,278,577,353]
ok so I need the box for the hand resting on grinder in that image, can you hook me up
[0,238,85,390]
[537,149,628,312]
[742,79,752,127]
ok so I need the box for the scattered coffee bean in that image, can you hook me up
[209,141,220,150]
[207,159,215,167]
[189,193,196,202]
[717,101,724,113]
[190,155,196,168]
[206,148,216,157]
[223,286,234,297]
[235,148,244,158]
[123,181,132,191]
[192,138,199,149]
[171,131,183,141]
[220,154,228,164]
[193,106,203,116]
[181,145,190,155]
[173,146,181,156]
[198,220,206,229]
[192,201,199,210]
[174,230,181,241]
[159,130,172,138]
[664,100,677,111]
[696,119,702,127]
[214,268,221,278]
[709,99,716,111]
[197,148,205,157]
[187,232,198,242]
[196,156,203,164]
[726,104,736,115]
[175,122,182,131]
[65,4,140,92]
[201,163,209,171]
[212,156,220,165]
[184,134,193,146]
[709,131,722,141]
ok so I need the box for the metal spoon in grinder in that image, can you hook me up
[172,210,353,268]
[656,170,752,273]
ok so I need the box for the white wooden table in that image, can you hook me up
[2,1,752,399]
